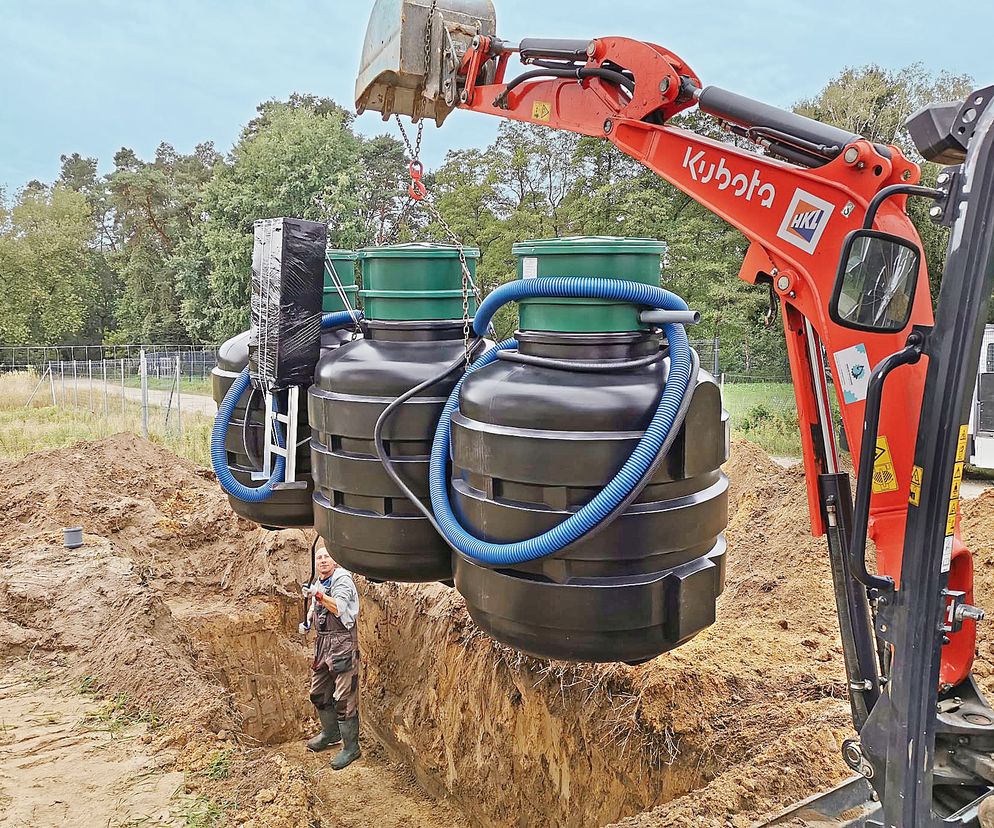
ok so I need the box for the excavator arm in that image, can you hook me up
[356,3,994,823]
[359,14,975,686]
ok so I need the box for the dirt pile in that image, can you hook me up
[0,434,313,738]
[7,433,994,827]
[359,441,854,828]
[0,433,463,828]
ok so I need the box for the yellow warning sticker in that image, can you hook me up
[532,101,551,122]
[944,424,970,541]
[872,436,899,494]
[909,465,923,507]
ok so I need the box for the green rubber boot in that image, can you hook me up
[330,716,361,770]
[306,706,342,752]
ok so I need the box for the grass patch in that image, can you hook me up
[202,748,235,781]
[722,382,802,456]
[123,375,213,396]
[722,380,849,459]
[80,692,163,734]
[0,371,213,466]
[175,795,231,828]
[78,674,98,696]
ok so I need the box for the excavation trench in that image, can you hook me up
[6,434,994,826]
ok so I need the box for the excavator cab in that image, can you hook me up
[355,0,496,125]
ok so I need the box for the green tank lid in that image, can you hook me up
[323,250,360,313]
[511,236,667,333]
[358,243,480,322]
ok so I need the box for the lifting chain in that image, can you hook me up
[393,0,480,367]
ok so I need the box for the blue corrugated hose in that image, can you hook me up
[210,310,361,502]
[428,277,692,565]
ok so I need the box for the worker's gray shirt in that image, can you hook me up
[328,567,359,630]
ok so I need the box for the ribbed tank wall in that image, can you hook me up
[212,327,353,529]
[446,234,728,663]
[450,331,729,662]
[309,322,468,581]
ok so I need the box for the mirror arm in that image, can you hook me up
[862,185,944,231]
[849,331,926,593]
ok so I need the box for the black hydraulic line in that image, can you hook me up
[819,473,881,729]
[579,67,635,94]
[861,184,944,230]
[497,348,665,372]
[727,124,825,169]
[372,340,488,551]
[497,65,634,106]
[848,336,924,592]
[748,125,843,160]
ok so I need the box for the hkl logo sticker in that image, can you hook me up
[776,189,836,254]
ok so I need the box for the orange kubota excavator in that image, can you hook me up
[355,2,994,825]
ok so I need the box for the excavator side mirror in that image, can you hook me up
[830,229,921,333]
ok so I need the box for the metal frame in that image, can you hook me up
[860,98,994,826]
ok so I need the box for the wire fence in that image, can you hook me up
[3,337,802,453]
[0,343,220,379]
[21,351,210,437]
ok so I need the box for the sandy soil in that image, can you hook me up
[0,434,466,828]
[0,665,184,828]
[3,433,994,827]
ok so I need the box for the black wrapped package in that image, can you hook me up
[250,217,326,391]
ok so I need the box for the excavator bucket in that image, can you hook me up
[752,776,881,827]
[356,0,496,125]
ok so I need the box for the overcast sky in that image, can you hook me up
[1,0,991,192]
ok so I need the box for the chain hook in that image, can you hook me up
[408,161,428,201]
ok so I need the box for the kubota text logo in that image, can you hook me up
[776,189,836,254]
[682,148,776,208]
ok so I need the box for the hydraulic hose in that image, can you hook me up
[211,310,362,502]
[428,277,695,566]
[372,338,488,549]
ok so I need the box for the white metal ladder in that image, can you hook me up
[255,386,308,489]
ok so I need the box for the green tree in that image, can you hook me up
[794,63,974,295]
[0,185,100,344]
[106,142,221,343]
[176,97,368,342]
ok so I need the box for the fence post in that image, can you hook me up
[87,359,93,411]
[712,334,720,376]
[120,358,126,415]
[72,360,78,407]
[139,349,149,439]
[175,354,182,435]
[49,361,56,406]
[102,360,108,420]
[60,361,65,406]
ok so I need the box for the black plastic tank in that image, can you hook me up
[449,237,729,663]
[309,243,481,581]
[211,252,359,529]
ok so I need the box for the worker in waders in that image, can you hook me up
[305,546,361,770]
